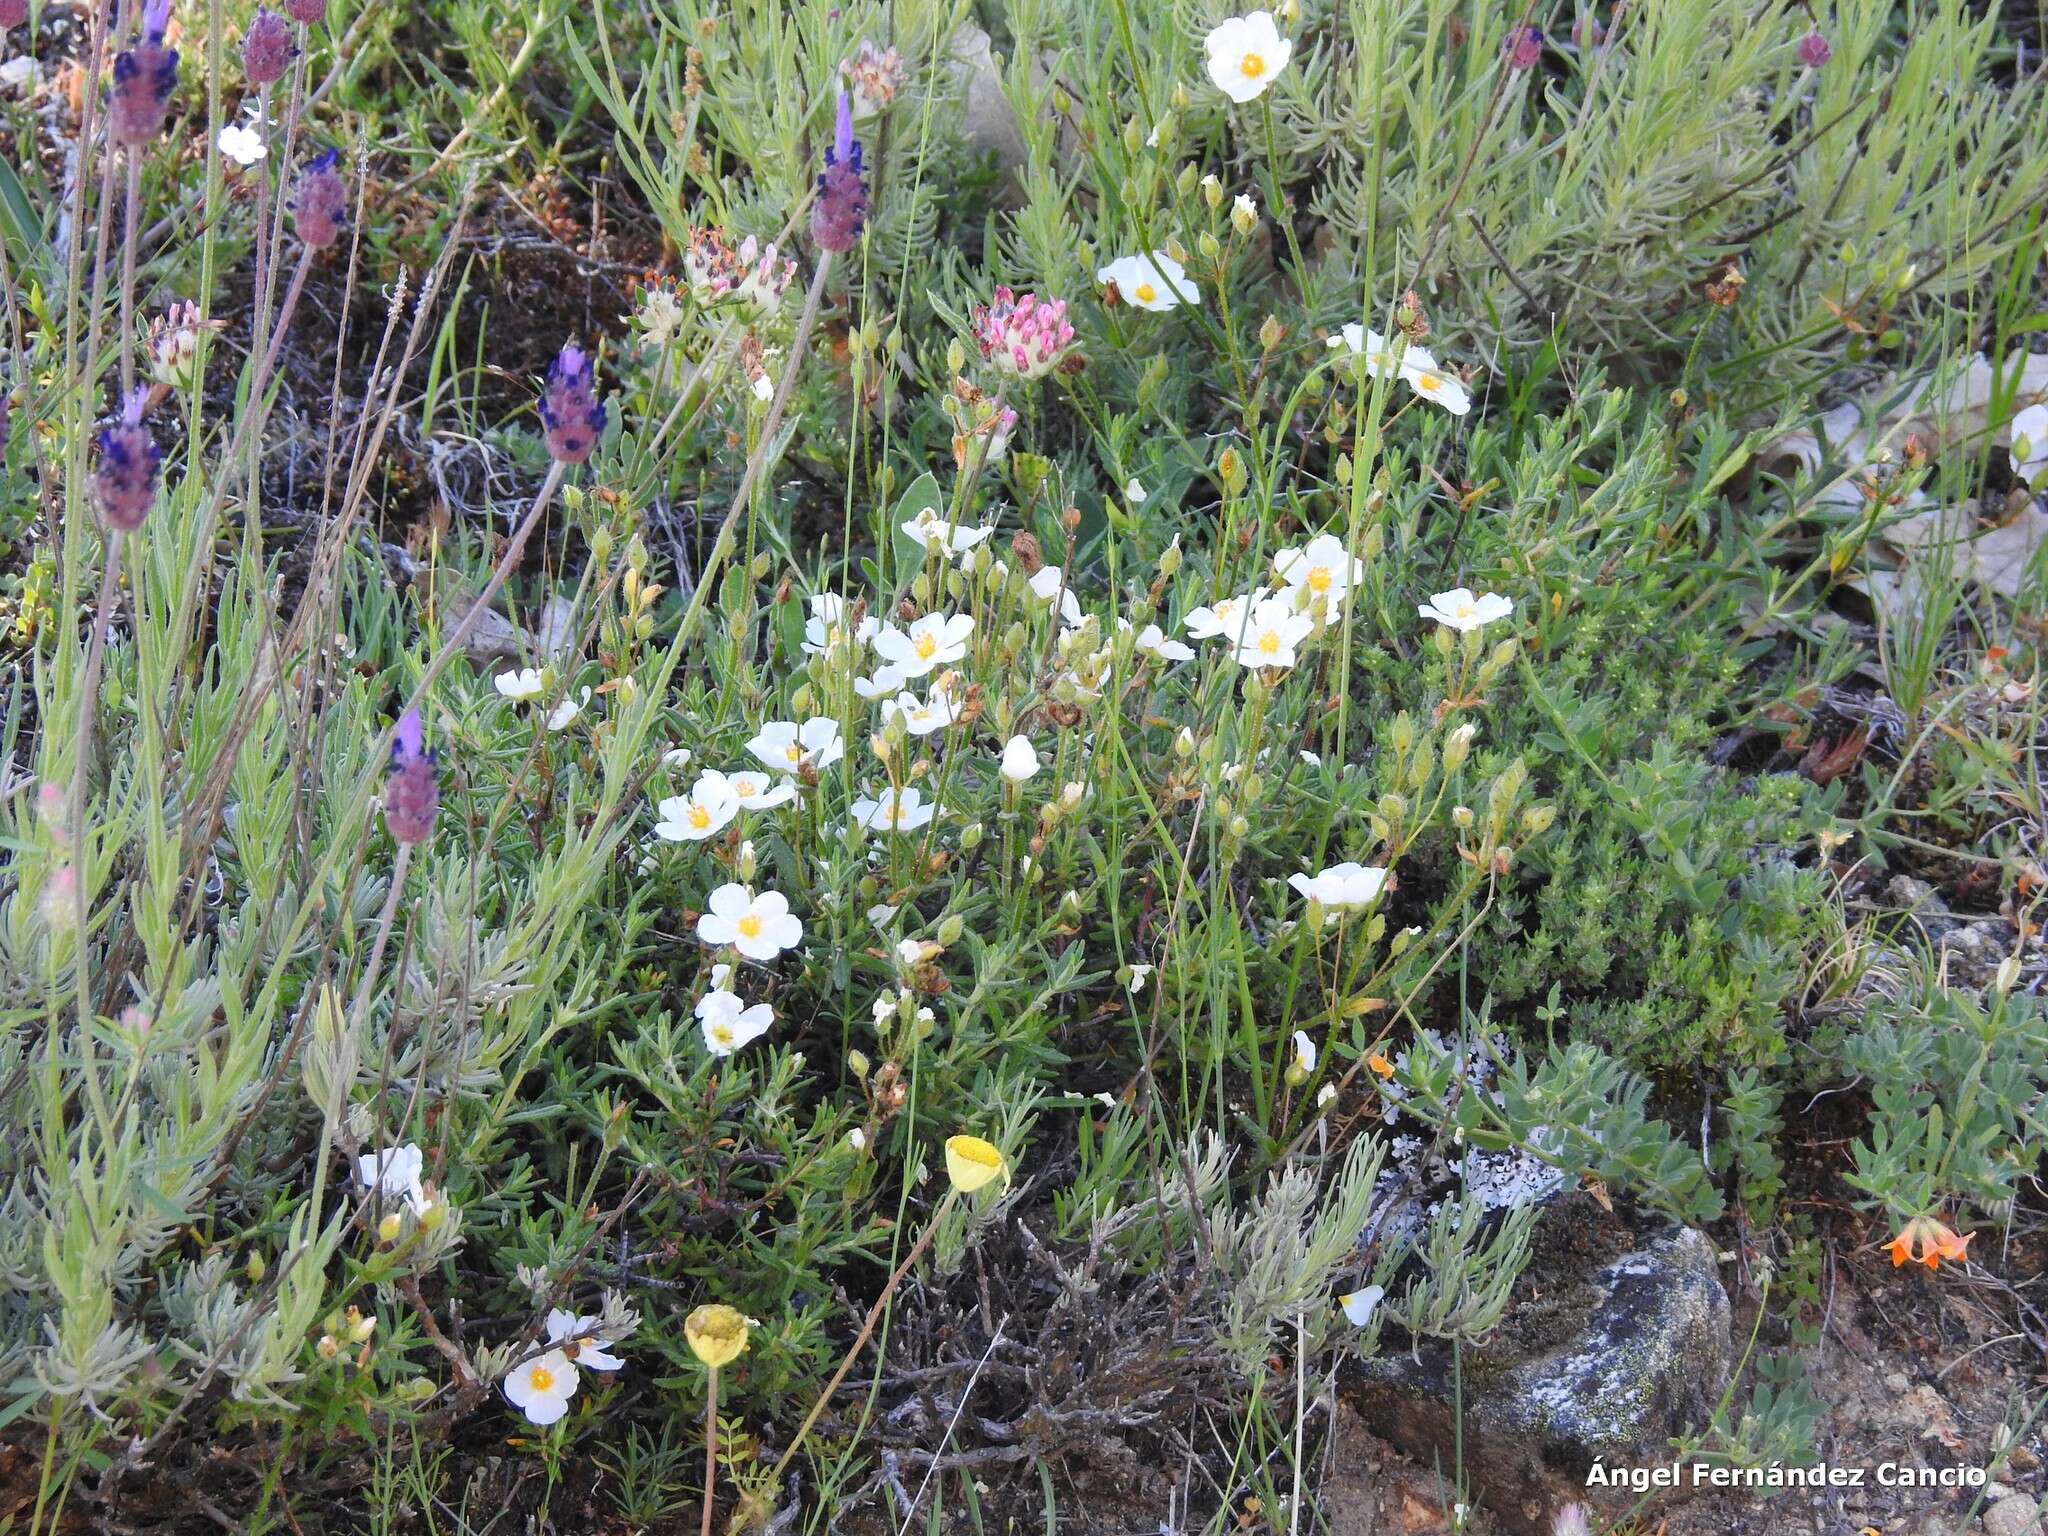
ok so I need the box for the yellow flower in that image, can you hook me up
[944,1134,1006,1194]
[684,1304,750,1368]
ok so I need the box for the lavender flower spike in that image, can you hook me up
[539,345,607,465]
[292,148,348,249]
[809,91,868,254]
[242,8,296,85]
[95,389,161,533]
[109,0,179,147]
[383,709,440,846]
[284,0,326,24]
[0,0,28,30]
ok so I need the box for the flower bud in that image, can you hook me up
[95,390,161,533]
[811,92,869,253]
[1200,173,1223,208]
[242,9,295,84]
[109,0,178,147]
[684,1304,750,1368]
[539,344,607,464]
[376,1211,402,1243]
[291,148,348,248]
[1231,194,1258,236]
[1797,30,1830,68]
[383,709,440,846]
[944,1133,1005,1193]
[935,913,964,946]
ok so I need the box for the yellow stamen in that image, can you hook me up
[528,1366,554,1392]
[914,633,938,659]
[737,914,763,940]
[1306,567,1332,592]
[1240,52,1266,77]
[1134,282,1158,304]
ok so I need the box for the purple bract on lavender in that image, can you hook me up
[108,0,179,147]
[283,0,325,23]
[94,390,160,533]
[809,91,868,254]
[539,346,607,465]
[1798,30,1831,68]
[242,9,296,85]
[383,709,440,846]
[0,0,28,30]
[292,148,348,248]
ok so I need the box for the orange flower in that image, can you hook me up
[1886,1215,1971,1271]
[1365,1052,1395,1079]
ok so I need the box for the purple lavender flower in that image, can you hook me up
[1504,25,1543,71]
[94,389,160,533]
[108,0,178,147]
[809,91,868,254]
[1798,29,1831,68]
[283,0,325,23]
[292,148,348,248]
[0,0,29,30]
[383,709,440,846]
[242,8,295,84]
[538,345,606,465]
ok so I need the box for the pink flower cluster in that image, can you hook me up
[971,288,1076,382]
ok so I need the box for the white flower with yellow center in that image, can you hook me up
[902,509,995,560]
[1229,596,1314,670]
[1340,1284,1385,1327]
[748,717,844,775]
[1204,10,1292,103]
[504,1348,579,1425]
[1095,252,1199,312]
[723,768,797,811]
[873,612,974,679]
[1417,588,1513,633]
[696,883,803,961]
[652,774,740,843]
[1327,323,1406,379]
[695,988,775,1056]
[545,686,591,732]
[1399,348,1472,415]
[849,786,939,834]
[1182,593,1258,641]
[881,684,963,738]
[1274,534,1365,605]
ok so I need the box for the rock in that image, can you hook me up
[1983,1495,2043,1536]
[1341,1219,1731,1536]
[947,26,1030,201]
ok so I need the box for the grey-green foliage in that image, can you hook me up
[1378,1194,1536,1351]
[1390,1031,1726,1224]
[1209,1132,1385,1374]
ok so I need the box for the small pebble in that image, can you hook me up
[1982,1493,2043,1536]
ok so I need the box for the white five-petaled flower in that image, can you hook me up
[1126,620,1197,662]
[1292,1030,1317,1074]
[544,1309,626,1372]
[854,664,908,699]
[1398,347,1472,415]
[652,775,741,842]
[723,768,798,811]
[1229,596,1315,670]
[494,666,545,702]
[504,1349,579,1425]
[218,122,268,166]
[1182,593,1257,641]
[802,593,879,656]
[881,685,963,737]
[1340,1284,1385,1327]
[1274,534,1365,605]
[1328,324,1406,379]
[1288,862,1388,911]
[546,687,592,732]
[1417,588,1513,633]
[696,883,804,961]
[1027,565,1084,628]
[748,717,844,775]
[850,785,938,833]
[1000,735,1041,783]
[901,508,995,560]
[1204,11,1293,103]
[356,1144,427,1214]
[2012,401,2048,484]
[695,987,775,1055]
[873,612,974,678]
[1095,252,1200,312]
